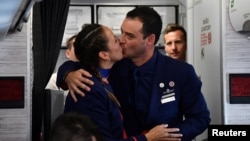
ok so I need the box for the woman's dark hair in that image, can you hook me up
[74,24,121,107]
[126,6,162,45]
[74,24,108,80]
[49,112,103,141]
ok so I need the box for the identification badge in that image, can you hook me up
[161,93,175,103]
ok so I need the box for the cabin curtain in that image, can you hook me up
[32,0,70,141]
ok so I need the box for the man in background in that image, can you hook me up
[164,23,187,62]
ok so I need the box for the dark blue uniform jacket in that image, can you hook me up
[57,50,211,141]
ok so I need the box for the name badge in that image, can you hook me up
[161,93,175,104]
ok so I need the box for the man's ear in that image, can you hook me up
[65,49,70,59]
[146,34,156,45]
[98,51,109,60]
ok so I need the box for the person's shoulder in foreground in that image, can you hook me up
[49,112,103,141]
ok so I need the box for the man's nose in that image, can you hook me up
[171,43,177,49]
[119,35,125,43]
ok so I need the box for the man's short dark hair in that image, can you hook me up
[126,6,162,45]
[49,112,102,141]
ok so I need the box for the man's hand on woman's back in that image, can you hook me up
[65,69,94,102]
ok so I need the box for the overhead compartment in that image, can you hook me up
[0,0,41,40]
